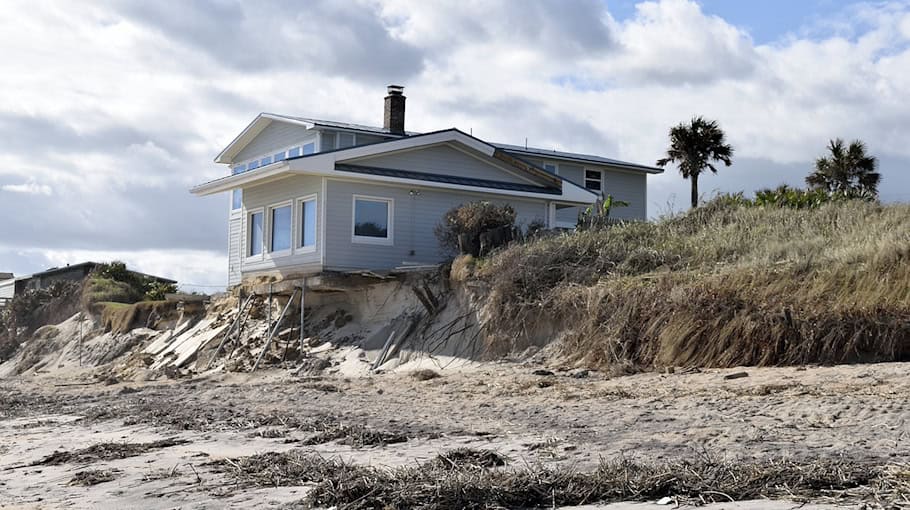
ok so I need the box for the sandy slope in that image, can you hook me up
[1,361,907,509]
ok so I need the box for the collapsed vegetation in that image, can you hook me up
[213,449,909,509]
[470,199,910,371]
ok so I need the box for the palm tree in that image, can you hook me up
[656,117,734,208]
[806,139,879,198]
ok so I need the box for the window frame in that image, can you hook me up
[584,168,603,192]
[231,189,242,211]
[351,194,394,246]
[295,194,318,254]
[267,200,293,256]
[246,207,265,260]
[543,162,558,175]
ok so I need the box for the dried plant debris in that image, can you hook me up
[430,448,508,470]
[213,452,908,510]
[69,468,120,486]
[410,369,442,381]
[301,420,408,448]
[32,438,189,466]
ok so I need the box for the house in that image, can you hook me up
[5,262,177,297]
[192,86,662,286]
[0,273,13,308]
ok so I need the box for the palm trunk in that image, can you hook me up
[690,174,699,208]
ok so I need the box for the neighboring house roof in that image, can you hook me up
[495,143,664,174]
[26,261,177,284]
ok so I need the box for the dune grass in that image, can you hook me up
[474,200,910,370]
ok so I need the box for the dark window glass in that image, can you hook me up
[300,199,316,248]
[288,147,301,158]
[354,199,389,238]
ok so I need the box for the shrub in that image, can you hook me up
[578,195,629,230]
[435,202,517,257]
[753,185,832,209]
[90,261,176,303]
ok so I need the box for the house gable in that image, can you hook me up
[234,121,314,164]
[339,143,548,187]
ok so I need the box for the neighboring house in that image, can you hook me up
[192,86,662,286]
[0,273,13,308]
[7,262,176,296]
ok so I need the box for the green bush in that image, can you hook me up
[91,261,176,302]
[435,202,517,256]
[753,185,832,209]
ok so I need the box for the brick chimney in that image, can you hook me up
[384,85,406,134]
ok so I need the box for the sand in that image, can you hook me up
[1,361,907,508]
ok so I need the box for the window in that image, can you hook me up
[231,189,242,210]
[544,163,557,174]
[248,160,261,171]
[269,204,292,252]
[260,155,272,167]
[322,132,336,150]
[298,196,317,251]
[302,142,315,155]
[288,146,301,158]
[352,196,393,244]
[585,169,602,191]
[273,151,286,162]
[337,132,355,149]
[232,164,246,175]
[249,211,263,256]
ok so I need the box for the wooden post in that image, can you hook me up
[252,288,298,372]
[298,279,306,352]
[207,293,255,369]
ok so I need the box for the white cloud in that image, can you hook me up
[1,181,52,196]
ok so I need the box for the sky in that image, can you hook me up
[1,0,909,291]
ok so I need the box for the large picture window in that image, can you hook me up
[270,204,292,252]
[352,196,393,244]
[249,210,263,256]
[298,196,317,251]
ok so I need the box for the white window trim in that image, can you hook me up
[295,194,318,254]
[352,194,394,246]
[267,200,294,257]
[584,168,603,193]
[245,207,265,261]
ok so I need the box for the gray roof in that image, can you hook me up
[493,143,663,174]
[335,163,560,195]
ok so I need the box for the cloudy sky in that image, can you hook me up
[2,0,909,290]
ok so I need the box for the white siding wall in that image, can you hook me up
[238,175,324,277]
[350,145,537,185]
[0,280,14,300]
[228,213,242,286]
[235,122,313,163]
[323,179,548,271]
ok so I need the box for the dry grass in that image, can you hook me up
[410,368,442,381]
[32,438,189,466]
[476,200,910,370]
[69,468,120,486]
[213,450,908,509]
